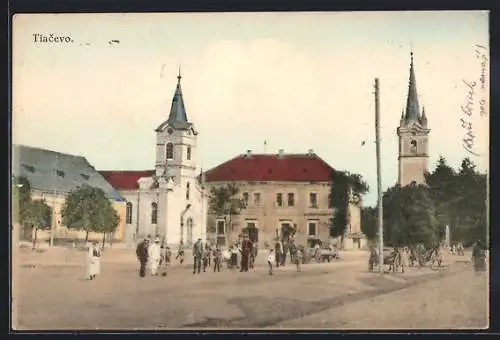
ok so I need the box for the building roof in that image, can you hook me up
[204,152,335,183]
[401,52,427,128]
[155,72,193,132]
[99,170,155,190]
[12,145,126,201]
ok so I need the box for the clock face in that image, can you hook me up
[167,128,173,135]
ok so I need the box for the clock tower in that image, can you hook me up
[397,52,431,186]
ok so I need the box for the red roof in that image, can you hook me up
[99,170,155,190]
[205,153,335,183]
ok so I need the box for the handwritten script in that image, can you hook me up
[460,44,488,157]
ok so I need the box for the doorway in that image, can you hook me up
[243,222,259,243]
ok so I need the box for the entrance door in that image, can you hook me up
[186,217,193,247]
[280,222,294,241]
[243,222,259,243]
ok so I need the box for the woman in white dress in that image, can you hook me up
[86,241,101,280]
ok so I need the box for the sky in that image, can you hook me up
[12,11,489,207]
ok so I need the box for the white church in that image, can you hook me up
[100,72,208,247]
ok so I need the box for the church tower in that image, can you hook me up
[397,52,431,186]
[154,69,199,187]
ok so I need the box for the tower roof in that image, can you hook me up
[155,68,193,132]
[404,52,420,123]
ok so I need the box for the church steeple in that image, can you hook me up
[403,52,421,124]
[167,67,189,125]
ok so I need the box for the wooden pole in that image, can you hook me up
[374,78,384,274]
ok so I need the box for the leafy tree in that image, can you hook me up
[94,203,120,249]
[23,199,52,250]
[61,185,118,243]
[329,170,369,247]
[360,206,378,240]
[382,183,440,248]
[208,182,246,236]
[12,176,32,225]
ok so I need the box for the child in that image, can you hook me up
[295,248,303,272]
[267,249,275,275]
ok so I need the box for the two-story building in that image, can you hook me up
[204,149,365,249]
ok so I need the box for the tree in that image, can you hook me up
[61,185,118,243]
[23,200,52,250]
[360,206,378,240]
[94,202,120,249]
[208,183,246,241]
[329,170,369,247]
[382,183,440,248]
[12,176,32,225]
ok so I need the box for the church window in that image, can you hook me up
[126,202,133,224]
[410,140,417,154]
[151,202,158,224]
[186,182,190,200]
[166,143,174,160]
[187,146,192,160]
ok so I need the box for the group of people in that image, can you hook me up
[135,235,173,277]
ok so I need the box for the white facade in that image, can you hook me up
[116,75,208,248]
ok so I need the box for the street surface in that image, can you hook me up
[12,246,488,330]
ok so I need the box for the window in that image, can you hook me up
[328,194,333,208]
[187,146,192,160]
[126,202,133,224]
[308,222,317,236]
[410,140,417,154]
[287,193,295,207]
[276,193,283,207]
[166,142,174,160]
[216,220,225,235]
[186,182,190,200]
[242,192,249,206]
[151,203,158,224]
[309,193,318,208]
[253,192,261,206]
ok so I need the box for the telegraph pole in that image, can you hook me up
[374,78,384,274]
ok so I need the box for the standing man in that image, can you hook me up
[274,238,283,268]
[148,236,161,276]
[240,234,253,272]
[136,237,149,278]
[193,238,203,275]
[86,241,101,280]
[213,245,222,272]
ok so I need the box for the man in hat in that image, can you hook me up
[240,234,253,272]
[148,236,161,276]
[193,238,203,274]
[136,237,149,278]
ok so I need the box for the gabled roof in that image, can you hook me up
[204,153,335,183]
[99,170,155,190]
[12,145,125,201]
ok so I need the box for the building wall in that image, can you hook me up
[206,180,362,248]
[29,190,127,243]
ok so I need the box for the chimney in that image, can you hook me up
[278,149,284,158]
[308,149,314,156]
[245,150,252,158]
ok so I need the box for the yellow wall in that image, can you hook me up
[206,180,362,247]
[28,190,127,242]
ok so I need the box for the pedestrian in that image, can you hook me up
[136,238,149,278]
[148,236,161,276]
[240,234,253,272]
[176,241,185,264]
[230,246,238,269]
[213,246,222,272]
[295,247,303,272]
[193,238,203,274]
[267,248,275,275]
[86,241,101,280]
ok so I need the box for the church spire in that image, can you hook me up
[404,52,421,124]
[168,67,188,124]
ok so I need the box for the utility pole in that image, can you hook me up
[374,78,384,274]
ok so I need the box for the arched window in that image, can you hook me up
[151,202,158,224]
[186,182,190,200]
[126,202,133,224]
[187,146,192,160]
[166,143,174,160]
[410,140,417,154]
